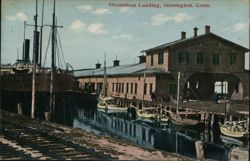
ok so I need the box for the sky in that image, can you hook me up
[1,0,249,70]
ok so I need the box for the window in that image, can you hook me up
[214,81,228,94]
[169,84,177,94]
[121,83,124,93]
[134,83,137,94]
[151,54,154,66]
[196,81,199,89]
[212,53,220,65]
[149,83,153,94]
[158,51,164,64]
[196,52,204,64]
[126,83,129,93]
[178,51,189,64]
[112,83,114,92]
[187,81,190,89]
[130,83,133,94]
[230,54,237,65]
[116,83,118,92]
[144,83,147,95]
[118,83,121,93]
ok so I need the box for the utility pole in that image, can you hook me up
[31,0,38,118]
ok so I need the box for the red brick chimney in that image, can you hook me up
[181,31,186,39]
[205,25,210,34]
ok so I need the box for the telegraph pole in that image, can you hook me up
[31,0,38,118]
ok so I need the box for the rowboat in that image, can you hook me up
[136,107,159,123]
[219,121,249,138]
[169,111,199,127]
[97,96,128,112]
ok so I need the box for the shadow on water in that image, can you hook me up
[69,107,240,161]
[2,92,248,161]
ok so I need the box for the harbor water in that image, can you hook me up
[55,105,248,161]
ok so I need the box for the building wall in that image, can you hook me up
[78,75,157,101]
[146,49,169,69]
[168,36,245,72]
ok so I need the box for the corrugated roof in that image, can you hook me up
[74,63,170,77]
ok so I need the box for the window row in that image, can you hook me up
[112,83,138,94]
[151,51,164,66]
[177,52,237,65]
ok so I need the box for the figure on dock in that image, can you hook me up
[212,92,219,104]
[151,90,157,102]
[185,89,191,102]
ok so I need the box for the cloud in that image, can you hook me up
[87,23,107,34]
[120,7,130,13]
[113,34,133,40]
[151,14,172,26]
[77,5,92,12]
[92,8,111,15]
[5,12,27,21]
[70,20,86,33]
[173,13,192,23]
[233,22,247,32]
[151,13,193,26]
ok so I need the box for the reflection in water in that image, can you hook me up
[71,108,247,161]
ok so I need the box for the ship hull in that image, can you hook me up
[1,73,79,92]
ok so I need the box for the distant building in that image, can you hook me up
[74,25,249,101]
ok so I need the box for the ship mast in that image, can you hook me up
[31,0,38,118]
[49,0,56,120]
[103,53,107,96]
[176,71,181,114]
[39,0,45,68]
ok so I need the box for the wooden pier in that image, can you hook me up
[116,97,249,130]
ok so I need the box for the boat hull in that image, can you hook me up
[169,112,199,127]
[220,125,249,138]
[1,73,79,92]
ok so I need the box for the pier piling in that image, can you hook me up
[17,103,22,115]
[195,141,204,161]
[44,112,50,121]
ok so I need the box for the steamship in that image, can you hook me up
[1,0,82,118]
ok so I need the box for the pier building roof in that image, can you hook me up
[141,33,249,53]
[74,63,169,77]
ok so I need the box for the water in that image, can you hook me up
[56,107,248,161]
[2,90,247,161]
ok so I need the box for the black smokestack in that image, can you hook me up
[24,39,30,62]
[33,31,40,63]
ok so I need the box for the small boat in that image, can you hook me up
[219,121,249,138]
[97,96,128,112]
[97,53,128,112]
[168,72,199,127]
[136,107,159,122]
[169,111,199,127]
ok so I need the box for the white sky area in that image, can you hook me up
[1,0,249,70]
